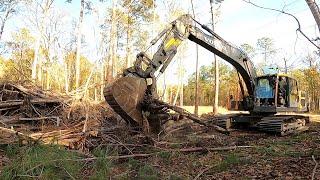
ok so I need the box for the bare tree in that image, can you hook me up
[190,0,200,115]
[256,37,277,65]
[242,0,320,50]
[306,0,320,33]
[106,0,118,83]
[210,0,219,115]
[0,0,20,41]
[29,0,55,84]
[75,0,85,93]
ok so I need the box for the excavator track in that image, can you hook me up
[257,115,308,136]
[103,77,147,127]
[213,114,309,136]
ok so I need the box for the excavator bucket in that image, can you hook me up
[103,76,147,127]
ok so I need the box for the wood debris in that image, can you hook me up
[0,83,109,149]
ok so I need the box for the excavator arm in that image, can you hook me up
[104,14,257,129]
[124,14,256,95]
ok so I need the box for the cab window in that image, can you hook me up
[256,78,274,98]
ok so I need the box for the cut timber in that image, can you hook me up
[175,145,253,153]
[0,116,61,127]
[0,98,60,108]
[76,146,253,161]
[158,101,229,134]
[19,116,59,121]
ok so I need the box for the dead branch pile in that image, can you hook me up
[0,83,113,147]
[0,83,68,132]
[30,101,113,149]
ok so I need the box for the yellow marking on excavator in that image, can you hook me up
[164,38,181,50]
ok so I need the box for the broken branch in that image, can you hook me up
[312,155,318,180]
[242,0,320,49]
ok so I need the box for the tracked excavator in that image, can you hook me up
[104,14,309,136]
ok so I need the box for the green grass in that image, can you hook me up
[215,153,242,172]
[128,158,140,170]
[137,164,159,180]
[124,158,159,179]
[90,147,113,180]
[1,144,83,180]
[254,133,316,158]
[158,151,172,164]
[1,144,115,180]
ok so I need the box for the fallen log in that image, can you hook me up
[0,126,38,144]
[312,155,318,180]
[47,146,254,162]
[7,83,56,100]
[0,116,61,127]
[173,145,253,153]
[0,98,61,108]
[158,101,229,134]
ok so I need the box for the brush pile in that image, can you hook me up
[0,83,67,132]
[0,83,115,148]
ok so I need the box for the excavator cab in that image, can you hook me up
[253,74,307,114]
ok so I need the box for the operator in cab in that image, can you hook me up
[278,76,287,107]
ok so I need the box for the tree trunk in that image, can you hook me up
[162,72,168,102]
[173,84,180,105]
[191,0,199,115]
[126,29,132,68]
[173,59,183,105]
[284,58,288,74]
[169,86,173,104]
[180,83,184,106]
[32,37,40,81]
[194,45,200,114]
[94,72,98,101]
[125,11,132,68]
[0,7,11,41]
[65,62,69,94]
[83,69,94,99]
[46,68,50,90]
[37,54,43,87]
[31,0,52,84]
[306,0,320,33]
[210,0,219,115]
[75,0,85,92]
[100,65,104,101]
[107,0,118,82]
